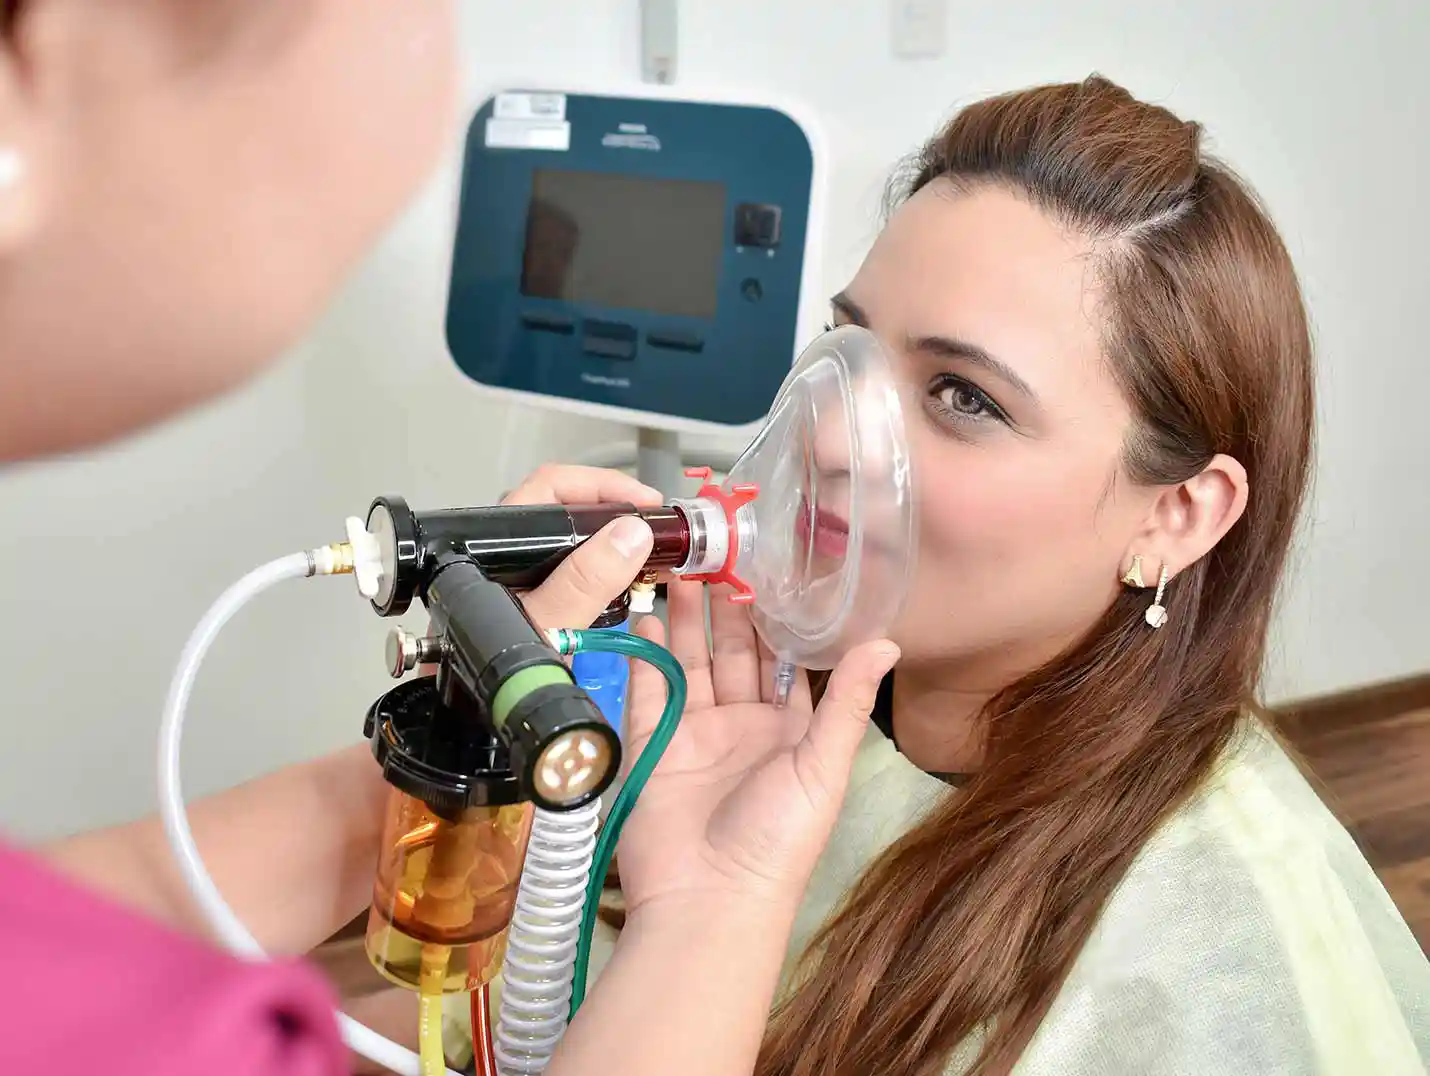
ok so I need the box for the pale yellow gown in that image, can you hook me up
[453,716,1430,1073]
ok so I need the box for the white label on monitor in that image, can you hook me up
[493,92,567,122]
[484,118,571,152]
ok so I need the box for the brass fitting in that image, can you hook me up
[629,569,660,614]
[326,541,357,574]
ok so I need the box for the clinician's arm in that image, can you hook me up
[43,743,392,955]
[42,465,663,954]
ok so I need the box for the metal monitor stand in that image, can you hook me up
[577,427,740,497]
[636,426,686,497]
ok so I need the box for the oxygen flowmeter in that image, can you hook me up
[153,325,917,1076]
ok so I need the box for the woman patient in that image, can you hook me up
[1,0,1421,1065]
[567,74,1430,1075]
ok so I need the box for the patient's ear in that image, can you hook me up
[1122,453,1249,583]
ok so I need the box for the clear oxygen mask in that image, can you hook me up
[356,324,915,706]
[672,325,916,699]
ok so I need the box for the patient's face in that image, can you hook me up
[0,0,457,461]
[831,181,1158,679]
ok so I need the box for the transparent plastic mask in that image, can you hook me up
[727,324,916,675]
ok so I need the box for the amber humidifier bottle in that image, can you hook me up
[362,677,535,995]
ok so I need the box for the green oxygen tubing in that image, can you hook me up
[492,626,688,1072]
[556,628,688,1013]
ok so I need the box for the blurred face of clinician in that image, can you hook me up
[0,0,457,462]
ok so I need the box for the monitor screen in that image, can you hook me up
[519,168,727,319]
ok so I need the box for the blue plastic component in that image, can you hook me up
[445,90,816,428]
[571,618,632,740]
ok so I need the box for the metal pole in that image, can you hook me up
[636,426,685,497]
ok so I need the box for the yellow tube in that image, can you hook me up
[418,946,450,1076]
[418,992,446,1076]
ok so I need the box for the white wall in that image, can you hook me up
[3,0,1427,842]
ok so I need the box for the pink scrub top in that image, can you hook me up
[0,841,348,1075]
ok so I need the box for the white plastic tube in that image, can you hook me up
[156,551,465,1076]
[493,801,600,1076]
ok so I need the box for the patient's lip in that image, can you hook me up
[796,498,850,559]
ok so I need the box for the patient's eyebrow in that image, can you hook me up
[830,292,868,326]
[831,291,1038,405]
[909,332,1038,404]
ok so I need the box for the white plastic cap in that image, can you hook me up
[629,586,657,615]
[344,516,383,600]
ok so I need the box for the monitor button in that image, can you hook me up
[646,331,705,354]
[734,203,782,248]
[582,319,637,360]
[521,311,575,334]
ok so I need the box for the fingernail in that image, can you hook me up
[875,642,901,666]
[610,516,653,558]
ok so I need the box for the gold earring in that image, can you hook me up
[1121,554,1146,589]
[1145,565,1170,629]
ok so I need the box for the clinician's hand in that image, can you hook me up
[615,577,900,918]
[499,464,662,630]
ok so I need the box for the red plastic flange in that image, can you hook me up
[683,466,759,603]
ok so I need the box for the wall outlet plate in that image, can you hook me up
[891,0,948,59]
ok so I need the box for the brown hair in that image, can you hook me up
[753,75,1315,1076]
